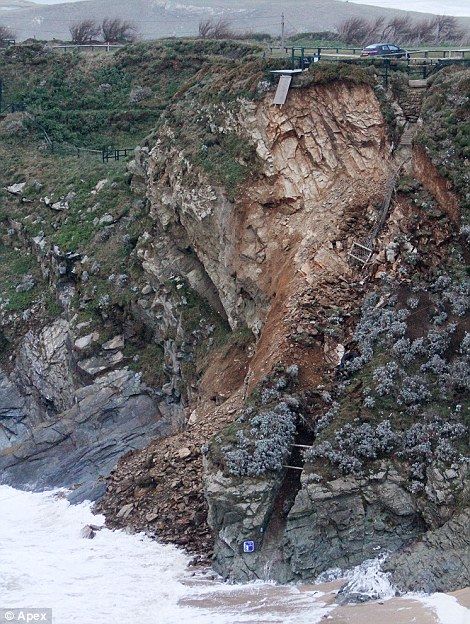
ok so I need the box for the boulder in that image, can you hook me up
[74,332,100,351]
[6,182,26,196]
[102,335,125,350]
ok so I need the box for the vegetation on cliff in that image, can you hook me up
[1,41,269,385]
[418,68,470,216]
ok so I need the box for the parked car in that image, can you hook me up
[361,43,409,59]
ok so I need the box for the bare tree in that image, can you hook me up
[366,16,386,42]
[69,19,101,44]
[337,15,466,46]
[102,18,137,43]
[337,17,372,45]
[198,17,235,39]
[198,18,213,39]
[383,16,413,45]
[412,18,436,45]
[0,24,15,45]
[431,15,464,44]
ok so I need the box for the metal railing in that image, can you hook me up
[50,43,125,53]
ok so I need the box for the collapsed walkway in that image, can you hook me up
[348,79,428,268]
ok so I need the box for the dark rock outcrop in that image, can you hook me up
[0,319,170,502]
[384,509,470,593]
[205,459,428,583]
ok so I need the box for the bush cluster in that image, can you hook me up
[305,420,399,475]
[305,416,466,480]
[221,366,300,477]
[223,401,298,477]
[308,272,469,484]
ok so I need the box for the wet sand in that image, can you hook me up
[181,577,470,624]
[328,596,439,624]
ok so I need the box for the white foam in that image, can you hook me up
[333,554,396,602]
[2,486,468,624]
[414,593,470,624]
[0,486,333,624]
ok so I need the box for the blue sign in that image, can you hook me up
[243,540,255,553]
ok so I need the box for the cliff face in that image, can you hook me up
[0,315,169,501]
[97,76,395,553]
[0,44,468,595]
[201,71,470,591]
[141,80,389,381]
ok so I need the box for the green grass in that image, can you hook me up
[418,68,470,216]
[128,342,166,388]
[0,244,42,312]
[0,40,265,149]
[194,132,260,201]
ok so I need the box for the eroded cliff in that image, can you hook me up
[0,43,468,593]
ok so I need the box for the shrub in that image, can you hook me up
[305,420,400,475]
[373,361,399,396]
[398,375,431,407]
[102,18,137,43]
[306,416,467,479]
[0,24,15,45]
[223,401,298,477]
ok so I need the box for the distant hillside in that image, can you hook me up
[2,0,470,42]
[0,0,35,11]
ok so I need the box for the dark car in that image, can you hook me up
[361,43,409,59]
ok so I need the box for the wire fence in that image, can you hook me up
[0,102,136,163]
[39,127,135,163]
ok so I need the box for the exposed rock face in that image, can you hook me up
[384,509,470,593]
[286,473,422,578]
[205,458,429,582]
[13,319,76,414]
[205,465,284,581]
[413,145,460,224]
[141,81,389,386]
[0,319,168,502]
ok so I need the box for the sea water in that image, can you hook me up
[0,486,468,624]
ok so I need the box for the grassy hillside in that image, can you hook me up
[0,40,262,148]
[0,40,272,381]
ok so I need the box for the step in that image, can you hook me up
[408,79,428,88]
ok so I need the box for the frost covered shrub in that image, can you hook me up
[420,354,448,375]
[305,420,400,475]
[460,224,470,243]
[347,289,417,375]
[443,359,470,392]
[306,416,467,479]
[286,364,299,378]
[433,311,448,325]
[223,401,298,477]
[442,280,470,317]
[274,376,288,390]
[392,337,411,359]
[398,375,431,407]
[460,333,470,356]
[315,401,339,433]
[363,395,376,408]
[431,275,452,293]
[386,320,407,340]
[260,387,281,405]
[373,361,399,396]
[426,325,455,355]
[399,418,467,477]
[407,295,420,309]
